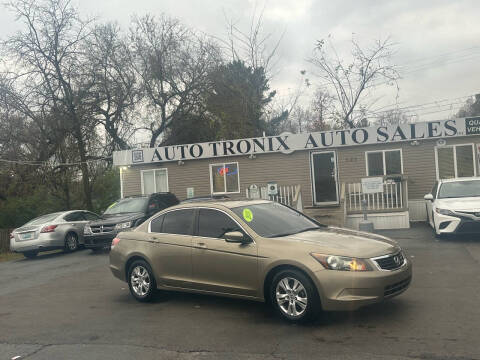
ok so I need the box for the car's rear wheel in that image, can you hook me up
[23,251,38,259]
[270,269,320,323]
[128,260,157,302]
[64,232,78,252]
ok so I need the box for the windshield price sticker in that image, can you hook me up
[107,202,117,209]
[243,208,253,222]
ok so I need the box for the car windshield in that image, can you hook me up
[231,202,323,238]
[25,212,62,226]
[438,180,480,198]
[103,197,148,215]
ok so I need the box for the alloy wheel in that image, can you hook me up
[275,277,308,317]
[66,233,78,251]
[130,265,151,297]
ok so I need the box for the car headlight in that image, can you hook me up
[435,208,456,216]
[115,221,132,230]
[84,225,92,235]
[311,253,372,271]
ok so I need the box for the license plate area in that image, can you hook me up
[19,232,34,241]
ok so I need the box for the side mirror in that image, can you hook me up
[224,231,251,244]
[424,194,434,201]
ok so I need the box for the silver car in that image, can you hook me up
[10,210,101,258]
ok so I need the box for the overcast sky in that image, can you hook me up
[1,0,479,122]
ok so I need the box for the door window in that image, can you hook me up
[311,151,339,204]
[64,212,85,221]
[197,209,241,239]
[150,214,165,233]
[83,212,100,221]
[162,209,194,235]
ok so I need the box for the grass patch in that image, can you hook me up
[0,252,24,262]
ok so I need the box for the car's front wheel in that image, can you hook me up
[270,269,320,323]
[128,260,157,302]
[64,232,78,252]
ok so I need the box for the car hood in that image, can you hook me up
[435,197,480,211]
[271,226,400,258]
[90,212,145,226]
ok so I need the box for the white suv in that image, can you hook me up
[424,177,480,237]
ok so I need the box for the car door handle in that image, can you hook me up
[197,242,207,249]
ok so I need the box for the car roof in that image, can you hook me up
[439,177,480,184]
[167,199,272,211]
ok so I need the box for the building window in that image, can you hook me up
[436,144,475,179]
[210,162,240,194]
[141,169,169,194]
[366,149,402,176]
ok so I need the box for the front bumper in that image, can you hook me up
[313,258,413,311]
[434,212,480,234]
[84,233,116,249]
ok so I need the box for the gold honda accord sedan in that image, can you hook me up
[109,200,412,322]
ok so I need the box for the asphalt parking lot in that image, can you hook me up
[0,223,479,360]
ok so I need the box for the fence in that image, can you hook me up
[346,180,405,213]
[0,229,11,253]
[246,184,303,211]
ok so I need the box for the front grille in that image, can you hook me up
[384,276,411,297]
[456,221,480,233]
[374,252,405,271]
[90,225,115,234]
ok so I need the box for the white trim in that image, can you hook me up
[209,162,241,195]
[141,168,169,194]
[119,167,124,199]
[310,151,339,206]
[434,143,476,180]
[365,148,403,176]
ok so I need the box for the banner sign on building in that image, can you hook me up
[113,118,476,166]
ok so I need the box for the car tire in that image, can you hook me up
[270,269,320,323]
[23,251,38,259]
[127,260,157,302]
[64,232,78,252]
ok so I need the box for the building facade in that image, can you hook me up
[114,117,480,229]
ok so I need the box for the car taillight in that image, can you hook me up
[40,225,57,233]
[111,237,120,249]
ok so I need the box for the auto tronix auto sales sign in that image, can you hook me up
[113,118,477,166]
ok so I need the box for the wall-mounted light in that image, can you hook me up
[178,160,185,166]
[121,166,128,170]
[410,140,420,146]
[248,154,256,159]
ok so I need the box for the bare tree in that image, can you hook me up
[309,36,400,128]
[129,15,221,147]
[86,23,137,151]
[2,0,96,209]
[221,6,284,78]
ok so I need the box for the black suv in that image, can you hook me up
[84,192,179,250]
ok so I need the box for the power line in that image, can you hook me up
[0,157,112,167]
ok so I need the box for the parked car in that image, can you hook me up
[84,192,179,251]
[109,199,412,323]
[425,177,480,237]
[10,210,101,258]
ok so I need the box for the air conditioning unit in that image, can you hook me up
[267,182,278,196]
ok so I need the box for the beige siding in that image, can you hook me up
[121,152,315,206]
[121,135,480,206]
